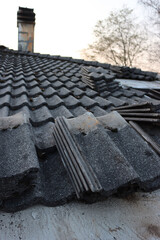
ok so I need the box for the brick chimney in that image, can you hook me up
[17,7,35,52]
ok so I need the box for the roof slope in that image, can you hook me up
[0,48,156,149]
[0,48,160,212]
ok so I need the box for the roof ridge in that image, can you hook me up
[0,47,111,69]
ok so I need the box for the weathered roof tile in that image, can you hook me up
[63,95,80,108]
[80,96,98,108]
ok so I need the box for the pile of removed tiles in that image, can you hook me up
[81,66,119,97]
[110,65,158,81]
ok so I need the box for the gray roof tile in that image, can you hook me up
[39,75,47,81]
[57,87,71,97]
[70,106,87,117]
[107,96,126,107]
[31,106,53,126]
[65,81,76,89]
[13,80,26,88]
[33,122,55,149]
[77,81,87,89]
[39,80,51,88]
[1,74,13,81]
[0,79,12,87]
[48,75,58,82]
[70,76,79,83]
[112,90,123,98]
[108,124,160,190]
[2,151,75,212]
[15,74,24,81]
[43,86,57,97]
[133,89,145,97]
[90,106,107,116]
[27,80,38,88]
[50,105,73,119]
[52,80,64,89]
[31,95,46,108]
[0,85,12,96]
[0,94,11,106]
[25,74,35,81]
[46,94,64,108]
[121,89,136,97]
[80,96,98,108]
[118,96,138,105]
[60,76,70,83]
[63,95,80,108]
[11,94,29,109]
[85,88,98,97]
[0,106,9,117]
[71,87,84,97]
[28,86,42,97]
[94,96,112,108]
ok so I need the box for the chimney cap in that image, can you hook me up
[17,7,35,24]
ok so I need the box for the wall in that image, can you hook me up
[18,23,34,52]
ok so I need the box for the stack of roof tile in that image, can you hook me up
[110,66,158,81]
[147,89,160,100]
[81,66,119,97]
[113,102,160,123]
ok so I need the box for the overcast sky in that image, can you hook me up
[0,0,146,58]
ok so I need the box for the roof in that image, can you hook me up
[0,47,160,212]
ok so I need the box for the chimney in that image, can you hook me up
[17,7,35,52]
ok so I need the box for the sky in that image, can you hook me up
[0,0,147,58]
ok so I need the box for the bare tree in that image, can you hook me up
[139,0,160,71]
[82,7,147,67]
[139,0,160,15]
[139,0,160,29]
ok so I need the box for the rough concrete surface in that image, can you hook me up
[0,112,28,130]
[0,190,160,240]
